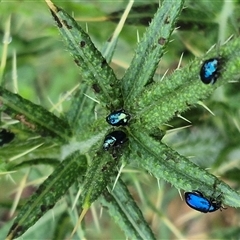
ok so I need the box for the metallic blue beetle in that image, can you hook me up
[103,130,127,151]
[0,129,15,146]
[184,191,223,213]
[200,58,221,84]
[106,109,130,127]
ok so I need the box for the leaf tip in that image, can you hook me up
[70,207,89,238]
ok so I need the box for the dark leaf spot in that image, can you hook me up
[40,205,47,212]
[164,16,170,24]
[74,59,80,66]
[62,20,72,29]
[101,162,111,172]
[101,59,107,68]
[80,41,86,47]
[92,83,101,93]
[41,204,54,212]
[50,10,62,28]
[158,37,166,45]
[101,166,107,172]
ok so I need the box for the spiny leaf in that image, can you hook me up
[45,0,122,108]
[134,37,240,130]
[70,151,121,237]
[80,151,120,209]
[6,151,87,240]
[0,87,72,141]
[128,128,240,208]
[100,191,143,240]
[121,0,184,106]
[100,178,156,240]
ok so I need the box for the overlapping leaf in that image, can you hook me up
[6,151,87,240]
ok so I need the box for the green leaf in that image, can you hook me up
[100,178,156,240]
[121,0,184,105]
[69,151,121,237]
[128,128,240,208]
[134,37,240,131]
[80,151,119,209]
[46,1,122,108]
[0,87,72,141]
[6,151,87,240]
[4,1,240,239]
[100,192,143,239]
